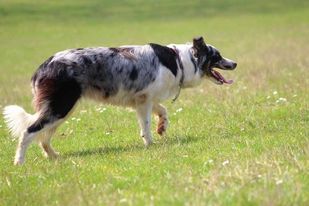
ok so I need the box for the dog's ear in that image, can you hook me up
[193,36,206,52]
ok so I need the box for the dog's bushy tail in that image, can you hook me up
[3,105,37,138]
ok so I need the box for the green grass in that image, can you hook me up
[0,0,308,205]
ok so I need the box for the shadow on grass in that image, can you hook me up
[63,135,201,158]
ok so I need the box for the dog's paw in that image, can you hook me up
[14,157,24,166]
[45,151,59,159]
[157,124,166,136]
[141,134,153,147]
[156,118,168,136]
[143,139,153,147]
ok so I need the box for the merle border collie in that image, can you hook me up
[3,36,237,165]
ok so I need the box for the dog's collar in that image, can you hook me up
[171,46,184,103]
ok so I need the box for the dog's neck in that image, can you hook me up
[170,44,203,88]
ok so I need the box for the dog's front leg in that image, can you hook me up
[136,102,153,146]
[153,103,168,136]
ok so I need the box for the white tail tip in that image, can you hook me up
[3,105,36,138]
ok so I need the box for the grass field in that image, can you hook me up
[0,0,308,205]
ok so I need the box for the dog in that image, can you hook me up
[3,36,237,165]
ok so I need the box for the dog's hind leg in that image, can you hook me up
[3,105,55,165]
[7,76,82,165]
[136,101,153,146]
[38,127,59,159]
[153,103,168,136]
[14,116,57,165]
[15,131,36,165]
[14,98,79,165]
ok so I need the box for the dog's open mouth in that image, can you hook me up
[210,69,233,84]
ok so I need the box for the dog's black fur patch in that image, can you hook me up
[149,43,178,77]
[31,55,54,84]
[27,118,50,133]
[49,78,81,118]
[32,59,82,117]
[129,66,138,81]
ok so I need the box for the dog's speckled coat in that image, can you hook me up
[3,36,237,165]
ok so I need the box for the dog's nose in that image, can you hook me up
[233,62,237,68]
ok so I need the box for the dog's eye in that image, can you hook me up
[213,54,221,62]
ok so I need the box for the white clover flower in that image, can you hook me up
[276,97,287,104]
[276,179,283,185]
[222,160,229,166]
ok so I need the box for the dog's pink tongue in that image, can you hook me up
[213,70,233,84]
[224,79,233,84]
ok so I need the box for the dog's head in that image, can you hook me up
[192,36,237,85]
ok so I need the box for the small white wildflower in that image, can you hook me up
[203,159,214,167]
[119,198,127,203]
[266,95,271,99]
[276,179,283,185]
[0,125,2,128]
[279,97,287,101]
[99,107,107,113]
[257,174,262,178]
[65,121,69,124]
[273,91,278,95]
[105,132,110,135]
[71,117,76,121]
[293,94,297,97]
[222,160,229,166]
[176,108,183,113]
[126,108,135,113]
[240,127,245,131]
[76,118,81,122]
[276,97,287,104]
[6,177,11,187]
